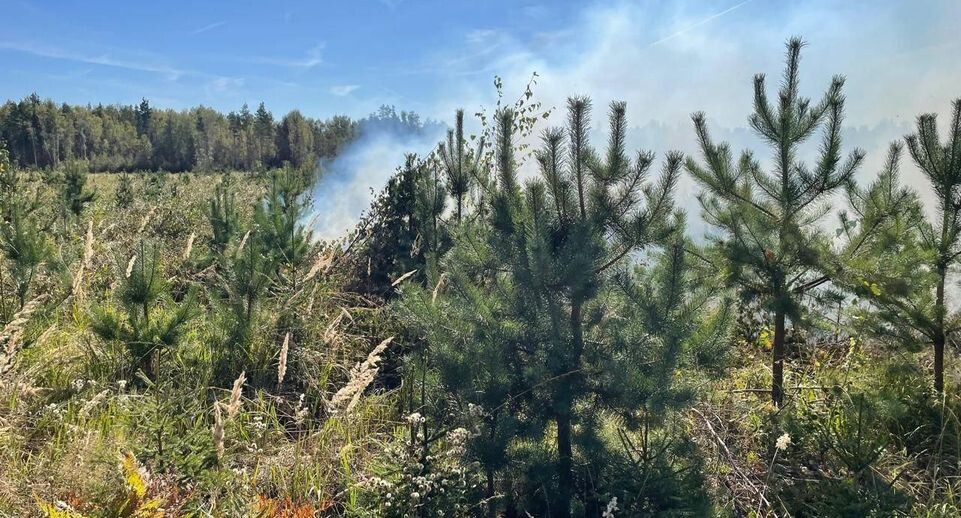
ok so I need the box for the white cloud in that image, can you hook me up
[241,44,325,70]
[329,84,360,96]
[205,76,245,95]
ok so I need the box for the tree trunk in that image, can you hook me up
[555,301,583,518]
[935,336,945,394]
[772,309,786,407]
[935,264,947,394]
[30,131,38,167]
[486,468,496,518]
[556,411,573,518]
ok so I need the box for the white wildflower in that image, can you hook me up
[776,432,792,451]
[79,390,109,418]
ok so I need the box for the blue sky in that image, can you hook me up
[1,0,581,115]
[2,0,958,127]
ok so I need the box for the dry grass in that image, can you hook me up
[328,336,394,414]
[0,172,400,516]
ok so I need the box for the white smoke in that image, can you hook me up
[306,0,959,242]
[308,114,446,241]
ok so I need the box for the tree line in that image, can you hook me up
[0,95,358,172]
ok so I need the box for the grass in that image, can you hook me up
[3,169,961,516]
[0,171,403,516]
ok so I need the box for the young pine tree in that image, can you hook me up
[848,100,961,394]
[0,202,50,309]
[403,99,684,516]
[254,165,311,282]
[212,227,274,382]
[115,172,135,209]
[91,241,198,380]
[0,146,50,310]
[601,236,731,515]
[904,99,961,394]
[59,160,95,219]
[208,176,239,254]
[351,154,426,297]
[438,109,485,223]
[413,154,447,277]
[686,38,864,406]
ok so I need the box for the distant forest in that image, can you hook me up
[0,95,372,172]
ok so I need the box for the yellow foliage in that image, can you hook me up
[122,451,148,499]
[757,328,773,350]
[115,451,164,517]
[861,279,882,297]
[35,499,86,518]
[36,452,164,518]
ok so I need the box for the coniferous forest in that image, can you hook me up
[3,36,961,517]
[0,97,362,172]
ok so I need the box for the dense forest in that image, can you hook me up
[2,38,961,517]
[0,96,363,171]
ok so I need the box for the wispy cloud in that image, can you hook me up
[0,38,251,101]
[648,0,753,47]
[241,44,324,70]
[329,84,360,96]
[0,40,187,80]
[205,76,245,95]
[192,21,226,35]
